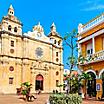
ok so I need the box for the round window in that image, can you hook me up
[10,49,14,53]
[35,47,43,58]
[9,66,14,71]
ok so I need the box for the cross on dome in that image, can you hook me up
[38,22,40,26]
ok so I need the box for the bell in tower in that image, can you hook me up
[8,4,14,16]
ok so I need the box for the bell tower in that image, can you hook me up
[1,4,22,35]
[48,22,62,46]
[8,4,14,16]
[48,22,63,64]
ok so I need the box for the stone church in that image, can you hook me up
[0,5,63,94]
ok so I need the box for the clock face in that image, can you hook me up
[37,32,42,37]
[35,47,43,58]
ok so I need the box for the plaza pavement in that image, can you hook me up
[0,94,104,104]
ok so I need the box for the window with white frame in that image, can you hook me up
[86,43,93,55]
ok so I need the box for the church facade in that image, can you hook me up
[0,5,63,94]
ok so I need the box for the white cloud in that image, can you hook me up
[82,4,104,11]
[80,0,104,11]
[79,0,93,6]
[85,0,94,4]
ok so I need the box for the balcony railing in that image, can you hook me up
[80,13,104,33]
[79,50,104,65]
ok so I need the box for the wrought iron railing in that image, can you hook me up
[79,50,104,65]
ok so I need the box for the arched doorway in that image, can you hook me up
[35,74,44,90]
[87,72,96,97]
[101,72,104,97]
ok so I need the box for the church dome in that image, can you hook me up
[33,22,44,33]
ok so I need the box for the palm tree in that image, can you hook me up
[78,72,92,97]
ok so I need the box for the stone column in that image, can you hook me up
[92,37,95,54]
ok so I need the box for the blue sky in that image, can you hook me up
[0,0,104,69]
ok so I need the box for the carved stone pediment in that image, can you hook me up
[30,61,49,71]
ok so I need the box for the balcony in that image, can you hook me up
[79,13,104,34]
[79,50,104,65]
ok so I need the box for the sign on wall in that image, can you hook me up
[96,83,101,91]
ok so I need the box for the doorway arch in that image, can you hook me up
[99,69,104,78]
[87,72,96,97]
[35,74,44,90]
[101,71,104,97]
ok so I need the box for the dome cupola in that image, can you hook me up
[8,4,14,16]
[33,22,44,33]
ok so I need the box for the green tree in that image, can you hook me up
[21,82,32,101]
[64,29,77,71]
[63,29,78,93]
[78,54,86,64]
[78,72,92,92]
[63,29,92,94]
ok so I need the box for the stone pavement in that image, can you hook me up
[83,100,104,104]
[0,94,104,104]
[0,94,49,104]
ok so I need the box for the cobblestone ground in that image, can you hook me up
[0,94,104,104]
[83,100,104,104]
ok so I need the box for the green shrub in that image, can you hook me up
[49,93,82,104]
[21,90,27,95]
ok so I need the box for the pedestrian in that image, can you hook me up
[38,89,41,94]
[78,86,82,97]
[65,85,69,94]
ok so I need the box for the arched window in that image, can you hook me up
[56,80,59,87]
[56,52,58,57]
[8,25,11,31]
[54,40,56,44]
[56,58,59,62]
[14,27,17,32]
[58,40,61,45]
[56,71,59,76]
